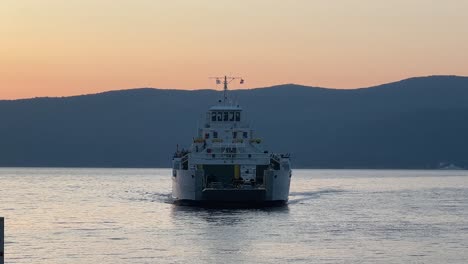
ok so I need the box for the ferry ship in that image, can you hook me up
[172,76,291,206]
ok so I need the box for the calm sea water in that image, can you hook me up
[1,168,467,263]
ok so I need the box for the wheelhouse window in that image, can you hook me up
[235,112,241,121]
[212,111,241,122]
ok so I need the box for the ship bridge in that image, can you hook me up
[191,76,259,163]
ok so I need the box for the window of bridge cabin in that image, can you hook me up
[223,112,229,121]
[217,112,222,121]
[235,112,241,121]
[229,111,235,121]
[211,112,216,121]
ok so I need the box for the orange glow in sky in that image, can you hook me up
[1,0,468,99]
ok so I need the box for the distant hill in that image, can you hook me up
[1,75,468,169]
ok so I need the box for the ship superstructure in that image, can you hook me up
[172,76,291,205]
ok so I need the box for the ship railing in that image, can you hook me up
[181,154,190,163]
[270,153,290,161]
[204,141,247,146]
[270,153,281,163]
[196,152,269,160]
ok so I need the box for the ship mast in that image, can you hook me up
[223,76,228,103]
[210,75,244,104]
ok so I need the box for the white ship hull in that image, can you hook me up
[172,166,291,206]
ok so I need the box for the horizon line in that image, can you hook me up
[2,74,467,101]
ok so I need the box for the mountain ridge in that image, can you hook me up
[1,75,468,168]
[3,75,467,102]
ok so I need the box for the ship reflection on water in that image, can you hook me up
[169,204,291,263]
[171,204,290,225]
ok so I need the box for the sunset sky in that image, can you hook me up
[1,0,467,99]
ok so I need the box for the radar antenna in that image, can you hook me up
[209,75,244,103]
